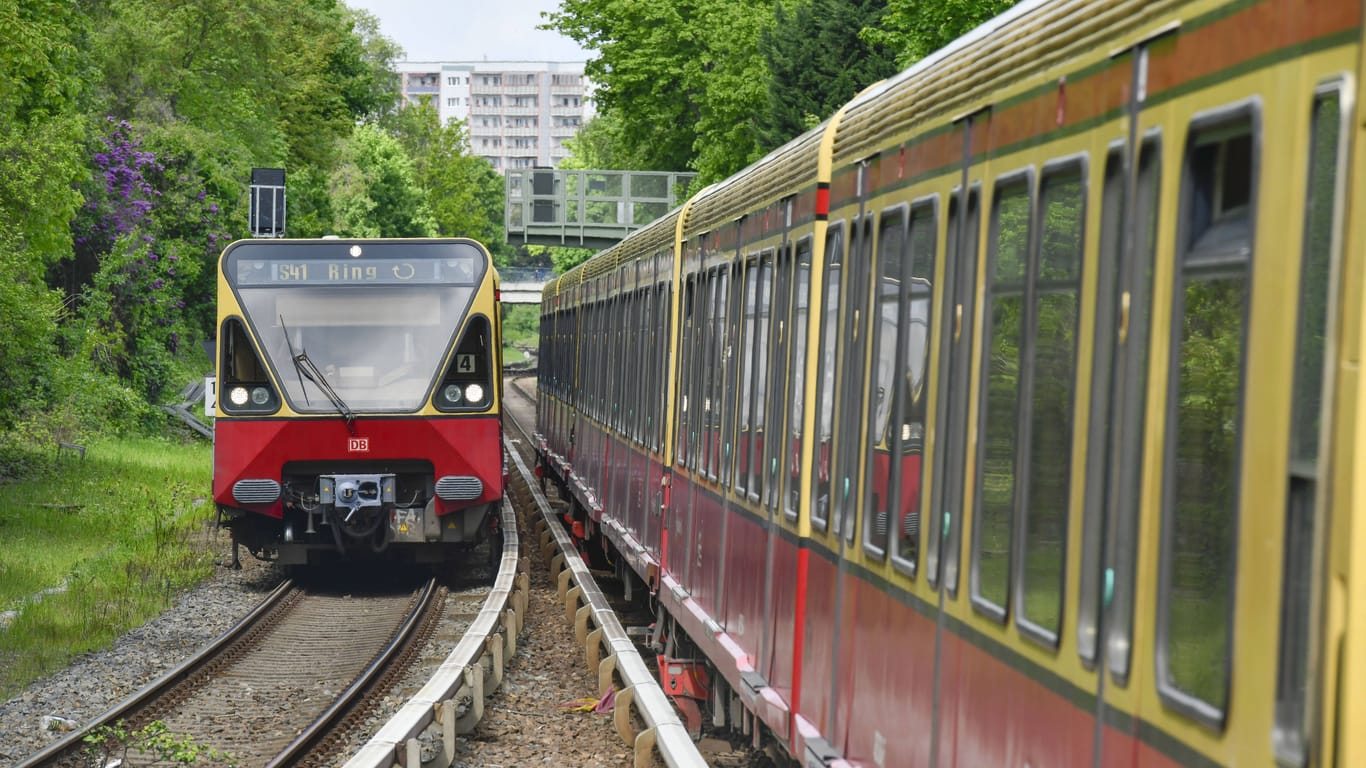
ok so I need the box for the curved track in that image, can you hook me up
[18,579,442,768]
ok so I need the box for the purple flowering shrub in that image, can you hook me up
[66,118,230,403]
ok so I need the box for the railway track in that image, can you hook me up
[16,577,444,768]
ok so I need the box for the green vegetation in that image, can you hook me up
[86,720,237,767]
[0,438,215,698]
[502,304,540,367]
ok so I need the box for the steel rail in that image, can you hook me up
[263,577,440,768]
[503,381,708,768]
[342,462,528,768]
[12,578,296,768]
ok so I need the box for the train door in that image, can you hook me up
[927,111,983,765]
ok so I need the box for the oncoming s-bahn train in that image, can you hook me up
[213,238,504,566]
[536,0,1366,765]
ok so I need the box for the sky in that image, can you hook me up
[345,0,592,62]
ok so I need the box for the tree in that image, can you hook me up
[863,0,1018,68]
[543,0,773,182]
[385,104,511,262]
[329,123,436,238]
[760,0,901,152]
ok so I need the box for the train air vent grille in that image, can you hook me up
[233,479,281,504]
[436,476,484,501]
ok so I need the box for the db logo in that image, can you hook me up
[348,437,369,452]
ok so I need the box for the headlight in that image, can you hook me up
[229,386,250,406]
[464,383,485,404]
[250,387,271,405]
[443,384,463,403]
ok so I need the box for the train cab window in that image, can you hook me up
[435,316,493,412]
[1158,106,1258,725]
[218,317,280,414]
[784,239,813,521]
[864,209,906,559]
[894,201,938,571]
[812,223,846,531]
[971,173,1032,621]
[1018,160,1085,646]
[1275,85,1344,764]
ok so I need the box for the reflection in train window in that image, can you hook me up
[972,174,1031,621]
[1276,85,1343,764]
[1159,107,1257,725]
[1018,161,1084,646]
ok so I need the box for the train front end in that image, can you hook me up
[212,238,503,566]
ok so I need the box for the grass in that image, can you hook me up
[0,436,217,699]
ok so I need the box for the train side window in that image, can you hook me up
[812,222,846,531]
[784,238,814,521]
[864,208,906,559]
[929,186,978,595]
[700,271,718,476]
[699,267,721,472]
[765,240,794,513]
[708,268,729,481]
[1275,84,1345,765]
[971,172,1032,621]
[676,275,695,468]
[737,259,759,493]
[1017,159,1085,647]
[1157,104,1258,726]
[722,261,742,486]
[894,200,937,573]
[691,271,709,471]
[750,252,774,500]
[1078,137,1161,672]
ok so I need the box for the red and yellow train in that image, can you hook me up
[536,0,1366,764]
[213,238,504,566]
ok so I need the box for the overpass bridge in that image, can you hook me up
[499,267,555,304]
[505,169,697,251]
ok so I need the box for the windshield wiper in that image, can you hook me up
[280,315,357,432]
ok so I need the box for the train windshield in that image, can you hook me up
[224,241,488,413]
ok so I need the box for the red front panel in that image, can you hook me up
[213,415,503,517]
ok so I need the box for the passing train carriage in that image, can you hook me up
[214,238,504,566]
[536,0,1366,765]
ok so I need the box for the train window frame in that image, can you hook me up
[970,167,1034,624]
[832,212,874,545]
[217,316,282,415]
[676,273,696,469]
[784,236,815,523]
[1014,154,1087,651]
[928,183,979,596]
[749,249,775,504]
[811,221,847,533]
[1077,133,1162,675]
[764,238,795,514]
[707,265,730,483]
[863,203,910,561]
[1274,79,1348,766]
[722,258,743,487]
[737,255,761,494]
[1156,99,1260,729]
[891,196,939,577]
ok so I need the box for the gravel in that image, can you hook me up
[0,535,283,767]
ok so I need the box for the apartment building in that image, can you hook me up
[397,60,590,172]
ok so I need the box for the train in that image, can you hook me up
[534,0,1366,765]
[212,238,505,567]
